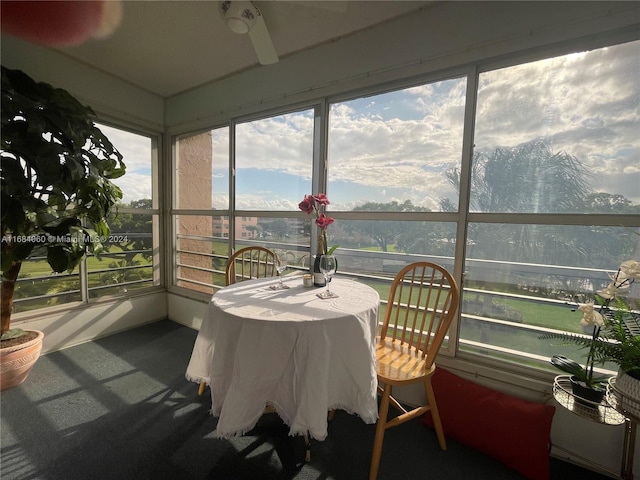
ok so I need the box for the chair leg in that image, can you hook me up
[369,383,392,480]
[327,409,336,422]
[197,382,206,396]
[424,378,447,450]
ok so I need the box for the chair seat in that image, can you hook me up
[375,338,436,385]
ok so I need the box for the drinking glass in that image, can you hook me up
[274,251,289,290]
[319,255,337,298]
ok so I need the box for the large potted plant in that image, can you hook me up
[1,66,125,390]
[543,260,640,409]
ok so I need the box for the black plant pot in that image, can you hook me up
[570,376,605,407]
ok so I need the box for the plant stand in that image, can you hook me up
[553,375,633,479]
[607,377,640,480]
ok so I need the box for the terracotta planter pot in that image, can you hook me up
[0,330,44,391]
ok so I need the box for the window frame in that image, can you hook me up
[10,120,164,321]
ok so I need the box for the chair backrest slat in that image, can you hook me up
[379,262,459,368]
[225,246,276,286]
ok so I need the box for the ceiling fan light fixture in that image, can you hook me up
[219,0,279,66]
[220,1,257,35]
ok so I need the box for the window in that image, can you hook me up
[460,40,640,374]
[175,128,229,210]
[471,41,640,214]
[173,111,316,292]
[235,110,313,210]
[87,125,159,298]
[235,108,319,269]
[323,78,465,286]
[460,224,636,369]
[328,78,466,212]
[13,123,161,314]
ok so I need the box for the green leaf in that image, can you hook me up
[550,355,608,387]
[1,328,27,340]
[327,245,340,255]
[47,245,70,273]
[551,355,586,378]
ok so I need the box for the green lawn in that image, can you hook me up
[18,245,152,278]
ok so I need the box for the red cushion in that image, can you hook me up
[422,367,555,480]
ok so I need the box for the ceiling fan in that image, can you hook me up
[219,1,279,66]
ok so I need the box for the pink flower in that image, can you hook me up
[298,195,315,215]
[314,193,330,206]
[299,193,337,255]
[315,214,334,229]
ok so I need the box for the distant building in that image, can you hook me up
[213,216,258,238]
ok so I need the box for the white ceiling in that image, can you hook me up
[50,1,434,98]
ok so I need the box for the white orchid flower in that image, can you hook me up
[597,282,616,299]
[619,260,640,281]
[577,302,604,327]
[612,270,630,285]
[597,281,627,299]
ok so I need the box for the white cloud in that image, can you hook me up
[97,124,153,203]
[236,112,314,176]
[474,40,640,202]
[113,173,152,204]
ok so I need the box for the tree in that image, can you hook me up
[258,219,291,240]
[582,192,639,214]
[350,200,429,252]
[100,199,153,288]
[444,139,638,295]
[447,140,591,213]
[245,225,258,239]
[107,199,153,262]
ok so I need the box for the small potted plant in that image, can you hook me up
[1,66,125,390]
[543,260,640,407]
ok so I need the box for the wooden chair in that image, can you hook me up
[197,246,276,396]
[369,262,459,480]
[225,245,277,286]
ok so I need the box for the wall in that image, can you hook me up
[0,35,164,131]
[17,292,167,355]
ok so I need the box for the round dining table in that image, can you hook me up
[185,275,380,440]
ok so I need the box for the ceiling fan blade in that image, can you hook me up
[248,9,278,65]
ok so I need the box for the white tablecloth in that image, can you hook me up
[185,276,380,440]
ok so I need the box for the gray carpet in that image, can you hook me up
[1,320,609,480]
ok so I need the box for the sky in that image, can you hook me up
[105,39,640,211]
[98,124,153,205]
